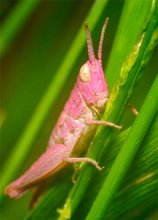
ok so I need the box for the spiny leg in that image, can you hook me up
[127,104,138,116]
[64,157,102,171]
[86,119,122,130]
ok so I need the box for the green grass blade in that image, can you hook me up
[86,74,158,219]
[0,0,40,57]
[106,0,154,88]
[57,1,158,218]
[0,0,109,202]
[73,113,158,219]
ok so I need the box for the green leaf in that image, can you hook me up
[106,0,154,88]
[73,114,158,219]
[58,1,158,218]
[86,74,158,220]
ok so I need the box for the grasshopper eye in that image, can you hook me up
[79,64,90,82]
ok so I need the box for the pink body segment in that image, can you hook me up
[4,18,121,200]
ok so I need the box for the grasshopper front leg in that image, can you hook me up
[86,119,122,130]
[65,157,102,171]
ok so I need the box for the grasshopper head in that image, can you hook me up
[77,19,109,111]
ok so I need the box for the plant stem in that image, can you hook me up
[58,2,158,218]
[86,74,158,220]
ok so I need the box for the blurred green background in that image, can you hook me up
[0,0,157,219]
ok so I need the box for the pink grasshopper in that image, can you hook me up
[4,18,122,201]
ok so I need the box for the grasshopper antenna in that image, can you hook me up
[98,17,109,62]
[84,22,96,63]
